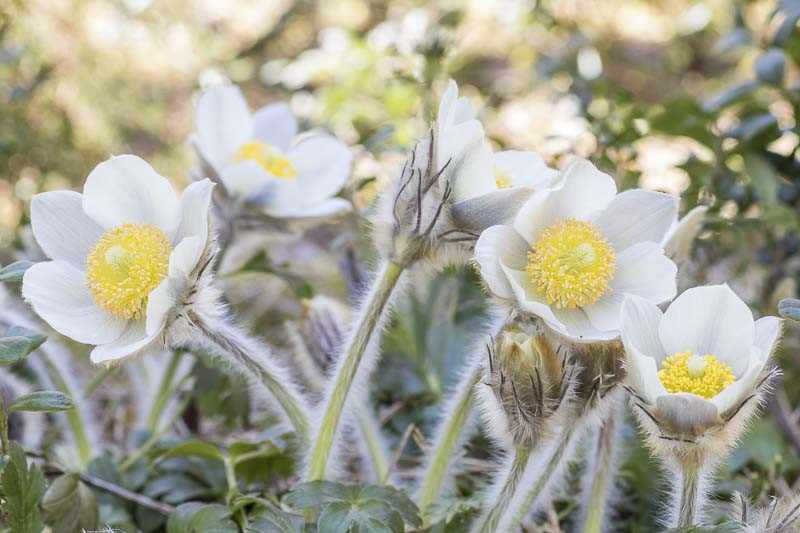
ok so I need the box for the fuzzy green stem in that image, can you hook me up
[582,402,620,533]
[40,352,91,465]
[83,364,117,397]
[354,402,389,483]
[146,351,183,432]
[0,392,9,457]
[502,425,576,532]
[306,260,405,481]
[417,361,482,520]
[676,467,702,528]
[473,447,532,533]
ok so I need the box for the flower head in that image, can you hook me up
[475,161,678,342]
[621,285,782,464]
[22,155,214,364]
[192,84,352,219]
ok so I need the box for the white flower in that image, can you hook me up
[192,84,352,218]
[662,205,707,265]
[22,155,214,364]
[474,161,678,342]
[436,80,559,231]
[620,285,781,431]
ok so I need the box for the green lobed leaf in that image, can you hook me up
[754,48,786,85]
[317,500,402,533]
[0,326,46,365]
[9,390,74,413]
[166,502,238,533]
[243,498,304,533]
[0,261,33,283]
[42,473,99,533]
[0,442,45,533]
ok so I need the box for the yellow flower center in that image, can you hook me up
[234,141,297,179]
[85,223,172,319]
[494,167,513,189]
[658,350,736,399]
[526,218,616,308]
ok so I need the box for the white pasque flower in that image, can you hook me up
[662,205,707,265]
[192,84,352,218]
[436,80,559,231]
[22,155,213,364]
[474,161,678,342]
[621,285,781,435]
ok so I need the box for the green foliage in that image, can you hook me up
[0,261,33,283]
[0,326,46,365]
[166,502,238,533]
[41,473,99,533]
[0,442,45,533]
[8,391,74,413]
[779,298,800,320]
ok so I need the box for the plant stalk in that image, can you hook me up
[473,447,532,533]
[354,401,389,483]
[306,260,405,481]
[146,351,183,432]
[676,466,703,528]
[582,400,621,533]
[0,392,9,456]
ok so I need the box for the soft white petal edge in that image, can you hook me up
[474,225,529,299]
[252,102,297,153]
[90,320,160,364]
[593,189,677,251]
[195,84,253,171]
[30,190,104,269]
[145,236,204,335]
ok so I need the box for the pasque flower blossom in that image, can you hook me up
[22,155,214,364]
[475,161,678,342]
[192,84,352,218]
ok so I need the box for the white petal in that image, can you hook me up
[710,351,767,414]
[611,242,677,302]
[474,225,530,299]
[437,80,459,131]
[30,191,104,269]
[22,261,127,345]
[593,189,677,251]
[452,142,495,202]
[438,121,484,174]
[753,316,782,361]
[145,236,201,335]
[82,155,180,233]
[90,320,160,364]
[453,97,475,123]
[625,343,667,404]
[499,263,568,336]
[493,150,558,189]
[552,306,617,342]
[659,284,754,376]
[512,160,616,243]
[195,84,253,171]
[620,294,666,362]
[252,103,297,153]
[450,187,534,231]
[173,179,213,250]
[663,205,708,264]
[221,160,276,202]
[264,197,352,219]
[287,134,352,206]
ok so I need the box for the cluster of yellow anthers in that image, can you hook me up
[526,218,616,309]
[658,350,736,399]
[235,141,297,179]
[85,223,172,320]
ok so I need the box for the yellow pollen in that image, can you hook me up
[658,350,736,399]
[525,218,616,308]
[234,141,297,179]
[494,167,513,189]
[85,223,172,319]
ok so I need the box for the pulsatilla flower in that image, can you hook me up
[22,155,213,364]
[621,285,781,463]
[192,84,352,218]
[474,161,678,342]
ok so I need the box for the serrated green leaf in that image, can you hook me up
[779,298,800,320]
[0,442,45,533]
[755,48,786,85]
[157,440,226,463]
[9,390,74,413]
[0,326,46,365]
[166,502,237,533]
[42,473,99,533]
[0,261,33,283]
[318,500,401,533]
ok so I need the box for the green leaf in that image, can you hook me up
[318,500,402,533]
[0,326,46,365]
[166,502,238,533]
[702,81,760,112]
[244,499,303,533]
[0,441,45,533]
[743,153,779,205]
[779,298,800,320]
[9,390,74,413]
[755,48,786,85]
[156,440,226,463]
[0,261,33,283]
[42,473,99,533]
[729,114,778,143]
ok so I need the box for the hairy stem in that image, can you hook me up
[39,352,91,465]
[473,447,532,533]
[417,359,482,520]
[582,400,621,533]
[146,351,183,432]
[306,260,405,481]
[676,467,703,528]
[354,401,390,483]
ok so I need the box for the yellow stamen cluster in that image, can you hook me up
[658,350,736,399]
[526,218,616,308]
[85,223,172,319]
[494,167,513,189]
[234,141,297,179]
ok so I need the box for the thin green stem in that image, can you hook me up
[223,457,238,505]
[0,392,9,456]
[354,402,389,483]
[473,447,532,533]
[418,361,482,520]
[83,364,117,397]
[582,401,620,533]
[39,352,91,465]
[306,260,405,481]
[146,351,183,432]
[676,467,702,528]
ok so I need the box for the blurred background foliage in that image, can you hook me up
[2,0,800,531]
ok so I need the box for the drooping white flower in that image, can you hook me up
[22,155,214,364]
[474,160,678,342]
[192,84,352,218]
[621,285,781,438]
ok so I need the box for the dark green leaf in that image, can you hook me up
[743,153,779,205]
[0,441,45,533]
[729,114,778,142]
[0,326,46,365]
[779,298,800,320]
[157,440,226,463]
[166,502,238,533]
[9,391,74,412]
[755,48,786,85]
[318,500,402,533]
[244,499,304,533]
[42,473,99,532]
[0,261,33,283]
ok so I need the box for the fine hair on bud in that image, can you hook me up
[730,491,800,533]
